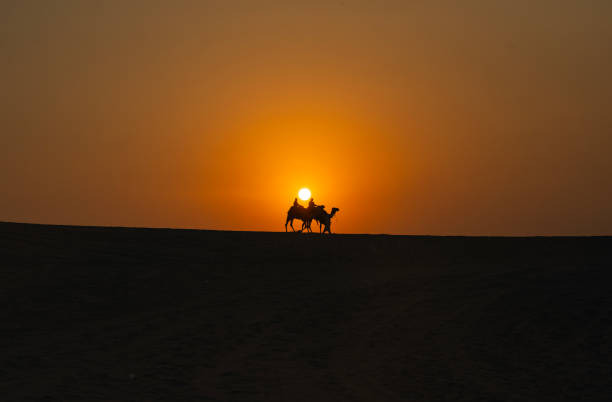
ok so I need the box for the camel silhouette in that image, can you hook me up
[285,203,339,234]
[285,204,310,232]
[318,207,340,234]
[303,205,326,233]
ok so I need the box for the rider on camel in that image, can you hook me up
[293,198,299,208]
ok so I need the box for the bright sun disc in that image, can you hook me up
[298,188,311,201]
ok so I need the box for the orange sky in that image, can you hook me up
[2,1,612,235]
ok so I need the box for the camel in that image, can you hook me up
[302,205,325,233]
[304,205,327,232]
[285,202,325,233]
[318,207,340,234]
[285,204,311,232]
[285,204,339,234]
[292,204,327,233]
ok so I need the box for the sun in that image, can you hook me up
[298,188,311,201]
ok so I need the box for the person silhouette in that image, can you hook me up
[293,198,299,208]
[308,198,316,209]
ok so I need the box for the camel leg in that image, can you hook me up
[285,216,295,232]
[286,218,296,232]
[324,222,331,234]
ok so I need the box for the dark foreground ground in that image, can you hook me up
[1,222,612,401]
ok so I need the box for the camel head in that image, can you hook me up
[330,207,339,217]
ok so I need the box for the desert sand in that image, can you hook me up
[1,222,611,401]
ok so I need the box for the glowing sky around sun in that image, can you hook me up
[1,1,612,234]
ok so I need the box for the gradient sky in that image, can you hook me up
[2,0,612,235]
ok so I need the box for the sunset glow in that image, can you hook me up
[1,2,611,235]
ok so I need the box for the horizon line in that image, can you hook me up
[1,221,610,238]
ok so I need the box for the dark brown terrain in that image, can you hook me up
[1,222,611,401]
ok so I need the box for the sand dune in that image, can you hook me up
[1,222,611,401]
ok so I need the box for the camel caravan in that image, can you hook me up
[285,198,339,234]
